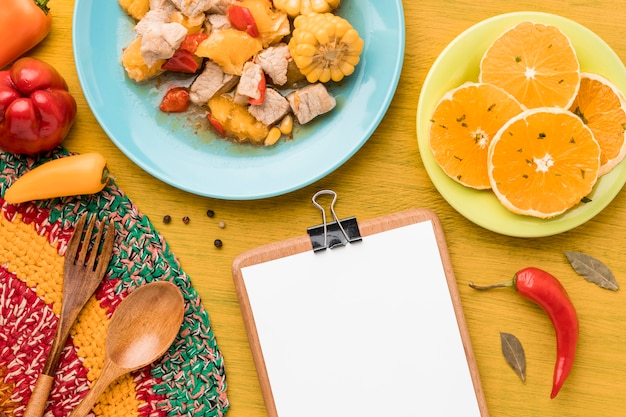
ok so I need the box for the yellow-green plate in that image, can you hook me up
[417,11,626,238]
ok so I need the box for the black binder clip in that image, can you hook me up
[307,190,362,252]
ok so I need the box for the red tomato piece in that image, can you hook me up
[162,50,201,73]
[227,5,259,38]
[159,87,190,113]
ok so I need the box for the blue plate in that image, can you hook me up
[73,1,405,200]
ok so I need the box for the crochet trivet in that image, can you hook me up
[0,149,229,416]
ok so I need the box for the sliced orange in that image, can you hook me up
[429,82,525,189]
[479,21,580,109]
[569,72,626,176]
[488,107,600,218]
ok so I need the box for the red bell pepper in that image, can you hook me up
[207,113,225,136]
[227,5,259,38]
[162,50,201,73]
[162,33,208,73]
[0,57,77,155]
[179,33,209,54]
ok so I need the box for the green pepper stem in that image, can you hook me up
[101,166,116,184]
[468,280,514,291]
[34,0,51,15]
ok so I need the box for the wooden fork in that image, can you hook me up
[24,213,116,417]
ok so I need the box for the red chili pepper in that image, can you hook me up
[159,87,190,113]
[0,57,77,155]
[0,0,52,69]
[469,267,578,399]
[162,50,201,73]
[227,4,259,38]
[207,113,225,136]
[248,72,266,105]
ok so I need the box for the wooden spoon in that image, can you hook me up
[68,281,185,417]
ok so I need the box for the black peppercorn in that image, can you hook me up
[206,209,215,218]
[214,239,223,248]
[182,216,190,224]
[163,215,171,224]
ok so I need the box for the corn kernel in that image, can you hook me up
[265,127,282,146]
[330,67,344,82]
[279,114,293,135]
[315,28,331,45]
[339,61,356,76]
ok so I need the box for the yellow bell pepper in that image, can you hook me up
[273,0,340,17]
[4,152,111,204]
[288,12,364,83]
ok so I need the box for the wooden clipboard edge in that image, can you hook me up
[232,208,489,417]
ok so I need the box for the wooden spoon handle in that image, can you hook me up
[23,374,54,417]
[67,360,123,417]
[66,383,103,417]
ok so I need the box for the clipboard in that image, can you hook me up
[232,191,489,417]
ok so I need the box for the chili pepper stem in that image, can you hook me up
[102,166,117,183]
[35,0,51,15]
[468,280,514,290]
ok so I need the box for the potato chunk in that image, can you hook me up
[118,0,149,20]
[208,95,269,143]
[121,37,165,82]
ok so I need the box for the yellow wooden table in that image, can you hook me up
[26,0,626,416]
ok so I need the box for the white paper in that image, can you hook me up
[241,220,481,416]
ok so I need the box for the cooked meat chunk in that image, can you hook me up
[134,8,173,36]
[287,83,336,124]
[256,43,290,86]
[206,13,231,32]
[235,62,264,104]
[189,61,239,105]
[248,88,290,125]
[149,0,174,10]
[206,0,234,14]
[140,22,188,67]
[169,0,233,16]
[169,0,213,17]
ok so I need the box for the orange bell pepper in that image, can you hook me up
[0,0,52,69]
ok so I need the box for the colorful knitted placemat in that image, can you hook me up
[0,149,229,416]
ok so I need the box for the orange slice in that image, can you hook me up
[429,82,525,189]
[569,72,626,176]
[479,21,580,109]
[488,107,600,218]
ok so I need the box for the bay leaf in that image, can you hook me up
[500,331,526,382]
[564,251,619,291]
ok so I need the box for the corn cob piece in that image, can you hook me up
[273,0,340,17]
[288,12,363,83]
